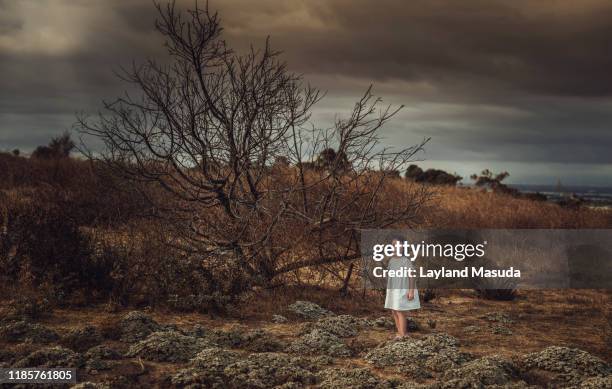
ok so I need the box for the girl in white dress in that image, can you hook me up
[385,238,421,339]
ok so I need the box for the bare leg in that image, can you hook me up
[391,310,400,337]
[397,311,408,337]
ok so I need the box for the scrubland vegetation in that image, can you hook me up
[1,2,610,387]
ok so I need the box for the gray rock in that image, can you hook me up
[491,325,513,336]
[85,345,121,361]
[223,352,318,388]
[580,376,612,388]
[125,330,212,362]
[287,328,352,357]
[442,356,518,386]
[482,312,514,325]
[520,346,611,387]
[118,311,162,343]
[71,382,111,389]
[272,314,288,323]
[170,367,226,389]
[308,314,365,338]
[0,320,59,343]
[84,345,122,372]
[61,325,103,352]
[463,325,480,334]
[318,367,396,389]
[190,347,242,370]
[288,300,334,320]
[365,316,422,332]
[13,346,84,368]
[365,333,471,378]
[367,316,395,329]
[193,327,284,352]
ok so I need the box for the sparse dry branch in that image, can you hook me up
[78,0,430,290]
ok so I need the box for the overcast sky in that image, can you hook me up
[1,0,611,186]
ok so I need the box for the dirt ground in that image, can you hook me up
[1,288,609,388]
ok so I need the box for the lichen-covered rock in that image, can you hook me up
[71,382,111,389]
[223,352,318,388]
[579,376,612,388]
[272,314,288,323]
[170,347,243,387]
[365,333,471,378]
[238,329,285,352]
[61,325,103,352]
[84,345,122,372]
[287,329,352,357]
[0,349,15,365]
[170,367,227,389]
[463,325,480,334]
[307,314,364,338]
[0,320,59,343]
[126,330,212,362]
[118,311,162,343]
[482,312,514,324]
[442,356,518,386]
[13,346,84,368]
[192,327,284,352]
[86,357,115,372]
[367,316,395,329]
[520,346,610,387]
[491,325,513,336]
[85,345,122,361]
[288,301,334,320]
[190,347,242,369]
[318,367,395,389]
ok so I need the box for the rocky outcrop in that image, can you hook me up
[304,314,364,338]
[441,356,523,387]
[318,367,396,389]
[118,311,163,343]
[519,346,611,387]
[61,325,103,352]
[223,352,319,388]
[125,330,212,362]
[0,320,59,343]
[365,333,471,378]
[287,328,352,357]
[272,314,288,323]
[288,301,334,320]
[13,346,84,368]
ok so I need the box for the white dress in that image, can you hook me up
[384,256,421,311]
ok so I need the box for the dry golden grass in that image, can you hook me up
[420,184,612,229]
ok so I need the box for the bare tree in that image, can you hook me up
[78,1,429,291]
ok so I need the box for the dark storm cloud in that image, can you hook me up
[0,0,611,184]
